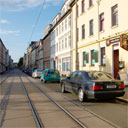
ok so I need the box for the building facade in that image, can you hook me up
[37,39,44,70]
[71,0,128,84]
[0,39,7,73]
[42,25,52,69]
[50,0,72,76]
[0,38,13,73]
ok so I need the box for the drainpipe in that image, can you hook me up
[97,0,101,70]
[75,0,79,70]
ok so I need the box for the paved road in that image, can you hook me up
[37,79,128,128]
[0,69,128,128]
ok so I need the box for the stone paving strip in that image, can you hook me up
[28,76,119,128]
[0,75,37,128]
[21,75,81,128]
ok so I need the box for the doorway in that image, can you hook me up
[113,50,119,79]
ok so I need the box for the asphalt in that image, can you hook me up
[116,85,128,103]
[0,73,128,103]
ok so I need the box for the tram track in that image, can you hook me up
[18,72,87,128]
[19,70,120,128]
[0,78,13,127]
[18,73,44,128]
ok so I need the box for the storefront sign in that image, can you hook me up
[120,34,128,51]
[54,56,58,60]
[106,37,120,46]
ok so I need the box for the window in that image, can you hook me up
[56,27,58,36]
[91,50,94,66]
[89,19,94,36]
[82,0,85,13]
[65,38,67,48]
[112,4,118,26]
[101,47,106,66]
[91,50,98,66]
[89,0,93,7]
[62,40,64,50]
[75,72,83,80]
[83,52,89,66]
[62,57,71,71]
[82,24,85,39]
[99,13,104,31]
[68,15,71,26]
[59,25,61,34]
[65,19,67,30]
[62,22,64,32]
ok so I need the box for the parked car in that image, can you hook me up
[61,71,125,102]
[40,69,61,83]
[32,69,42,78]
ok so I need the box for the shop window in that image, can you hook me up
[111,4,118,26]
[83,52,89,66]
[99,13,104,31]
[62,57,71,71]
[101,47,106,66]
[82,24,85,39]
[81,0,85,13]
[89,19,94,36]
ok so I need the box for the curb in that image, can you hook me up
[116,97,128,103]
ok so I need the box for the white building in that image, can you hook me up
[50,0,73,76]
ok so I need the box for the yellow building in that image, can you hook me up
[71,0,128,84]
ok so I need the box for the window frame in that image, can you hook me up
[81,0,85,13]
[89,19,94,36]
[111,4,118,27]
[99,13,104,31]
[82,24,85,39]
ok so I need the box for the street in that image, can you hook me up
[0,69,128,128]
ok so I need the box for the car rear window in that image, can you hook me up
[37,69,42,72]
[88,72,114,80]
[48,70,59,74]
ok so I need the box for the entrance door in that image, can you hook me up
[114,50,119,79]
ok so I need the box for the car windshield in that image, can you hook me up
[48,70,59,74]
[88,71,114,80]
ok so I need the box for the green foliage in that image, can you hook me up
[18,57,23,67]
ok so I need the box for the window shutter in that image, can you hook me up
[93,50,98,63]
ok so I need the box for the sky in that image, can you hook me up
[0,0,65,62]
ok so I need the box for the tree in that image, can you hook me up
[18,57,23,67]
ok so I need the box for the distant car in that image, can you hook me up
[0,70,4,74]
[40,69,61,83]
[32,69,42,78]
[61,71,125,102]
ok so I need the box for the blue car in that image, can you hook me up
[40,69,61,83]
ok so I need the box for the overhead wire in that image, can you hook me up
[28,0,46,44]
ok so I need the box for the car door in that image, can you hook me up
[64,72,76,92]
[72,71,83,94]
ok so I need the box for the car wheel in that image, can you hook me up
[61,83,66,93]
[78,88,85,102]
[42,79,46,83]
[40,77,43,81]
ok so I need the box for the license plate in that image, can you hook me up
[107,85,116,88]
[52,75,56,77]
